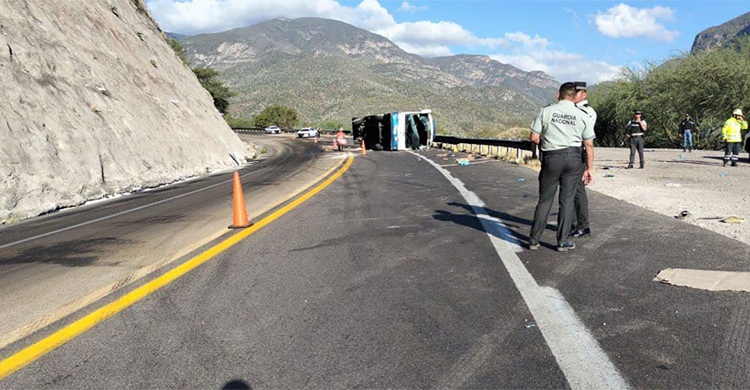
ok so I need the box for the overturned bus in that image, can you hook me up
[352,110,435,151]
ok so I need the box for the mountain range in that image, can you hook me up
[177,17,559,136]
[691,11,750,54]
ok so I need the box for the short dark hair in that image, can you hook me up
[559,82,577,99]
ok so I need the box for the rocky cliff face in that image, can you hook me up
[0,0,250,221]
[691,11,750,54]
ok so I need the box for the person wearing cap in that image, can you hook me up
[679,114,699,153]
[528,82,595,252]
[568,81,596,238]
[722,109,748,167]
[625,111,648,169]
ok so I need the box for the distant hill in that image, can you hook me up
[691,11,750,54]
[179,17,559,135]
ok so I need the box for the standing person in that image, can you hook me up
[570,81,596,238]
[335,127,347,152]
[679,114,699,152]
[528,82,595,252]
[722,109,748,167]
[625,111,648,169]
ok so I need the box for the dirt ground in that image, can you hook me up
[587,147,750,246]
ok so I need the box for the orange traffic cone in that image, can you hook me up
[361,139,366,156]
[228,171,252,229]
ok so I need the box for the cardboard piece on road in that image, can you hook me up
[654,268,750,292]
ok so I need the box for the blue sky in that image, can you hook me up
[147,0,749,83]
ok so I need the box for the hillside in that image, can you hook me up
[0,0,250,221]
[179,17,558,135]
[691,11,750,53]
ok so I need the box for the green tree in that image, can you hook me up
[166,37,189,66]
[590,36,750,149]
[253,105,299,129]
[192,67,236,115]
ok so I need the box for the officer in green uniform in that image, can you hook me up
[528,82,595,252]
[570,81,596,238]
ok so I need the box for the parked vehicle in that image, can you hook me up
[296,127,319,138]
[264,125,281,134]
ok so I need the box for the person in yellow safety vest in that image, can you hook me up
[722,109,748,167]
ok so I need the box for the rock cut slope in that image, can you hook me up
[0,0,250,221]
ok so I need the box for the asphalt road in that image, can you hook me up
[0,134,342,351]
[2,146,750,388]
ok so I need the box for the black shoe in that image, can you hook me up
[626,165,634,169]
[557,241,575,252]
[569,228,591,238]
[724,161,729,167]
[528,241,540,250]
[638,165,644,169]
[682,148,686,152]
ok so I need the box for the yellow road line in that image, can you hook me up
[0,150,346,351]
[0,154,354,381]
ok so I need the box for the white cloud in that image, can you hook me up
[146,0,623,82]
[595,3,679,41]
[146,0,505,57]
[399,2,427,13]
[490,32,621,83]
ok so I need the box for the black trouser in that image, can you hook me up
[629,136,644,167]
[573,160,589,230]
[725,142,741,165]
[530,147,580,246]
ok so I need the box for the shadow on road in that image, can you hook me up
[0,237,131,267]
[433,202,558,250]
[222,379,252,390]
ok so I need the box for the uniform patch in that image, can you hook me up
[552,113,577,126]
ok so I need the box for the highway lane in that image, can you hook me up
[0,134,344,351]
[3,146,749,388]
[2,148,568,389]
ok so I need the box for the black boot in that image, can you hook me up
[626,164,634,169]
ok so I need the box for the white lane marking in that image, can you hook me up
[0,171,255,251]
[412,151,629,390]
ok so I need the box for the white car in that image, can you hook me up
[264,125,281,134]
[296,127,319,138]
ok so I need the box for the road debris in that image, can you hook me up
[675,210,692,220]
[524,323,537,329]
[664,183,682,187]
[720,216,745,224]
[517,178,525,182]
[604,174,615,178]
[456,158,470,166]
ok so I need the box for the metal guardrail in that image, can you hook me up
[231,127,352,135]
[433,135,538,159]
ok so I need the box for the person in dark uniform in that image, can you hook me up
[570,81,596,238]
[679,114,699,152]
[625,110,647,169]
[528,82,595,252]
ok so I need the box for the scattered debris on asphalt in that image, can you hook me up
[517,178,525,182]
[720,216,745,224]
[665,183,682,187]
[675,210,692,220]
[604,174,615,178]
[524,323,537,329]
[456,158,471,166]
[719,173,726,179]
